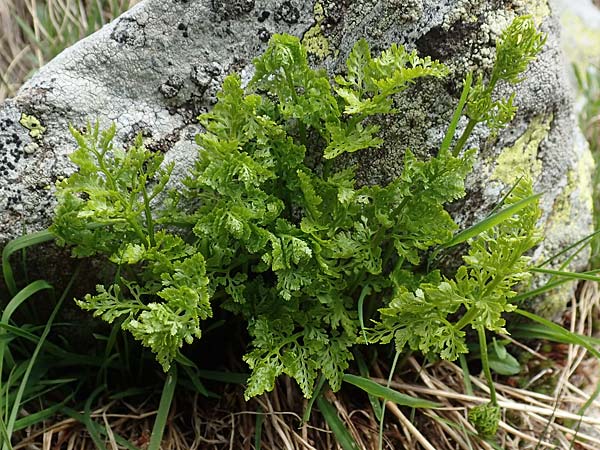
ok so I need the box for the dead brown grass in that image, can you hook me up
[10,281,600,450]
[0,0,138,102]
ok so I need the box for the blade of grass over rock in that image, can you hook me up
[530,267,600,282]
[316,394,360,450]
[487,176,524,217]
[537,229,600,268]
[148,365,177,450]
[1,230,54,296]
[512,278,579,302]
[440,72,473,155]
[343,374,440,409]
[443,193,542,248]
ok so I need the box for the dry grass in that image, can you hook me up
[0,0,139,102]
[10,281,600,450]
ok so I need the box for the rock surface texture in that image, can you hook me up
[0,0,594,316]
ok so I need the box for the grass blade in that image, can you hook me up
[302,374,326,423]
[440,72,472,155]
[355,351,383,421]
[254,406,264,450]
[514,309,600,359]
[2,230,54,296]
[530,267,600,282]
[148,365,177,450]
[0,280,53,398]
[343,374,440,409]
[317,394,360,450]
[444,193,541,248]
[2,273,74,450]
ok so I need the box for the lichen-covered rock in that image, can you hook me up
[0,0,593,317]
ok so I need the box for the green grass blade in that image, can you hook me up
[302,374,326,423]
[2,230,54,296]
[148,366,177,450]
[0,280,53,325]
[13,396,73,431]
[512,279,573,302]
[444,193,541,248]
[181,364,211,397]
[440,72,473,155]
[0,280,53,402]
[343,374,440,409]
[530,267,600,282]
[537,229,600,268]
[254,406,264,450]
[514,309,600,423]
[514,309,600,359]
[62,406,140,450]
[316,394,360,450]
[0,418,10,449]
[2,274,74,450]
[355,352,383,421]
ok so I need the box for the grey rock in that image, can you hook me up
[0,0,594,317]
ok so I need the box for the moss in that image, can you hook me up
[491,114,551,185]
[301,2,330,59]
[19,113,46,139]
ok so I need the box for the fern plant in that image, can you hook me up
[50,14,545,421]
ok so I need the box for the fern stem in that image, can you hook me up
[451,118,477,157]
[142,184,156,247]
[477,326,497,405]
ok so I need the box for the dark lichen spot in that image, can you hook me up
[258,27,271,43]
[159,75,184,99]
[415,21,480,62]
[275,1,300,24]
[258,10,270,22]
[110,17,146,48]
[211,0,255,19]
[190,63,221,94]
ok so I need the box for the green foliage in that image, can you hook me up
[370,177,541,361]
[468,402,501,436]
[51,16,545,404]
[50,124,210,371]
[451,15,547,156]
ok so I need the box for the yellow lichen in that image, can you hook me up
[491,114,551,185]
[19,113,46,139]
[546,148,594,232]
[302,2,330,59]
[528,0,550,26]
[537,147,595,319]
[561,12,600,65]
